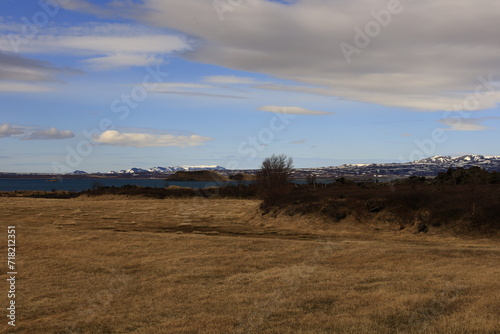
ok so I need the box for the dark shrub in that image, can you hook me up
[256,154,294,211]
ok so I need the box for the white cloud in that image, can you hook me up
[203,76,258,85]
[438,118,490,131]
[259,105,332,115]
[0,124,24,138]
[24,128,75,140]
[66,0,500,111]
[93,130,211,147]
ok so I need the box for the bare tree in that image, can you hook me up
[257,154,294,210]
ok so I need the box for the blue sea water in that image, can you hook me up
[0,178,253,192]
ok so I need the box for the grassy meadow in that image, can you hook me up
[0,195,499,333]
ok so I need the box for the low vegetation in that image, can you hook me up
[166,170,229,182]
[271,182,500,233]
[434,166,500,184]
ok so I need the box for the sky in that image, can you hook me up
[1,0,499,173]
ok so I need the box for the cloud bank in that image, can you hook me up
[65,0,500,111]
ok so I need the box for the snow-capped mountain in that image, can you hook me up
[414,155,500,167]
[167,165,226,171]
[118,167,149,174]
[293,155,500,179]
[114,165,226,174]
[414,156,454,164]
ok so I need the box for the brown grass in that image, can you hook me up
[0,196,499,333]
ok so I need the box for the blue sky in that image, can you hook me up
[1,0,500,173]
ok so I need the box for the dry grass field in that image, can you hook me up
[1,196,499,333]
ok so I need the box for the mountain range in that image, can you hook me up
[298,154,500,178]
[108,165,226,174]
[71,155,500,178]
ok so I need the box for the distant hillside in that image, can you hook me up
[166,170,229,182]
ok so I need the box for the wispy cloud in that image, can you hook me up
[83,53,163,71]
[438,118,491,131]
[0,82,54,93]
[290,139,306,144]
[203,76,259,85]
[0,23,190,70]
[0,124,75,140]
[149,82,247,99]
[204,77,333,98]
[93,130,211,147]
[152,83,212,90]
[23,128,75,140]
[0,52,70,92]
[154,91,247,99]
[259,105,332,115]
[255,84,333,96]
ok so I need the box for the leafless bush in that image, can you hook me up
[257,154,294,211]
